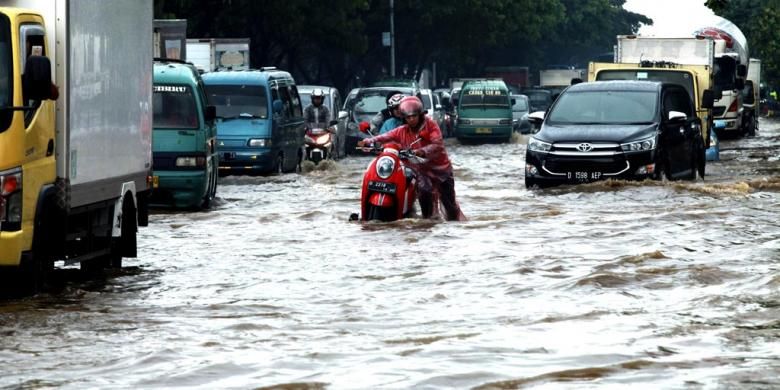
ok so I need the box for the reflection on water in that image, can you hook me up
[1,120,779,389]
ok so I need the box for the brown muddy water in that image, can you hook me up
[1,120,778,389]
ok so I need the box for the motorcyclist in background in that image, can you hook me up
[358,96,466,221]
[303,88,331,130]
[378,93,406,134]
[369,90,402,133]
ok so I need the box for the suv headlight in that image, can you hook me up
[528,137,552,153]
[621,136,657,152]
[375,156,395,179]
[248,138,270,147]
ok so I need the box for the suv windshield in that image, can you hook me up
[153,85,199,129]
[548,91,657,124]
[205,84,268,119]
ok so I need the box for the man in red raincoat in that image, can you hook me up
[358,96,465,221]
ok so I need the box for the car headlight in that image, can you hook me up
[248,138,270,147]
[375,156,395,179]
[620,136,657,152]
[528,137,552,153]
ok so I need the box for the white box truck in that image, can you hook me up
[0,0,153,294]
[186,38,251,73]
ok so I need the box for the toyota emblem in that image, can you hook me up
[576,143,593,152]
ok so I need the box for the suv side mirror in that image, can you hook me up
[668,110,687,124]
[527,111,545,125]
[338,110,348,120]
[204,105,216,122]
[702,89,715,109]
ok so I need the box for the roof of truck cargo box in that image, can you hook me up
[200,69,295,86]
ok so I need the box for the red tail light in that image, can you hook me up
[727,99,738,113]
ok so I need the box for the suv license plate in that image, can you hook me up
[568,171,602,181]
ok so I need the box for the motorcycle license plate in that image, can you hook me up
[368,181,397,194]
[475,127,492,134]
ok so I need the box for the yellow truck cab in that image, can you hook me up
[0,1,153,295]
[589,35,717,178]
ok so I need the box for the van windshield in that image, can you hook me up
[548,91,657,124]
[512,98,528,111]
[153,85,199,129]
[460,87,509,108]
[205,84,268,119]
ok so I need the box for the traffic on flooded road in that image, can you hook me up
[2,2,779,389]
[1,118,778,389]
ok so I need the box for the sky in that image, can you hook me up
[622,0,717,36]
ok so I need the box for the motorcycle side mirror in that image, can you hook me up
[359,121,370,133]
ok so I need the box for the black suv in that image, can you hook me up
[525,81,710,188]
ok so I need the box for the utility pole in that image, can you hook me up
[390,0,396,77]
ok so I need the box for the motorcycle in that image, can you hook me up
[304,120,339,164]
[358,141,427,222]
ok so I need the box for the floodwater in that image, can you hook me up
[1,120,779,389]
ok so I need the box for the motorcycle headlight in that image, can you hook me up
[304,135,315,143]
[528,137,552,152]
[316,133,331,145]
[621,136,657,152]
[248,138,270,147]
[375,156,395,179]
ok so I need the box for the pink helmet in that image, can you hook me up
[399,96,424,117]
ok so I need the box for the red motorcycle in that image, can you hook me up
[358,141,424,221]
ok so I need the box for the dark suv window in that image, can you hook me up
[662,87,693,117]
[0,14,12,133]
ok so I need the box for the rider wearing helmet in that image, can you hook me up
[358,96,465,221]
[369,90,403,133]
[378,93,406,134]
[303,88,331,130]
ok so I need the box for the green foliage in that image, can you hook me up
[154,0,652,91]
[706,0,780,87]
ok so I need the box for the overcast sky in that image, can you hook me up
[623,0,717,36]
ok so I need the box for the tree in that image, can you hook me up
[705,0,780,87]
